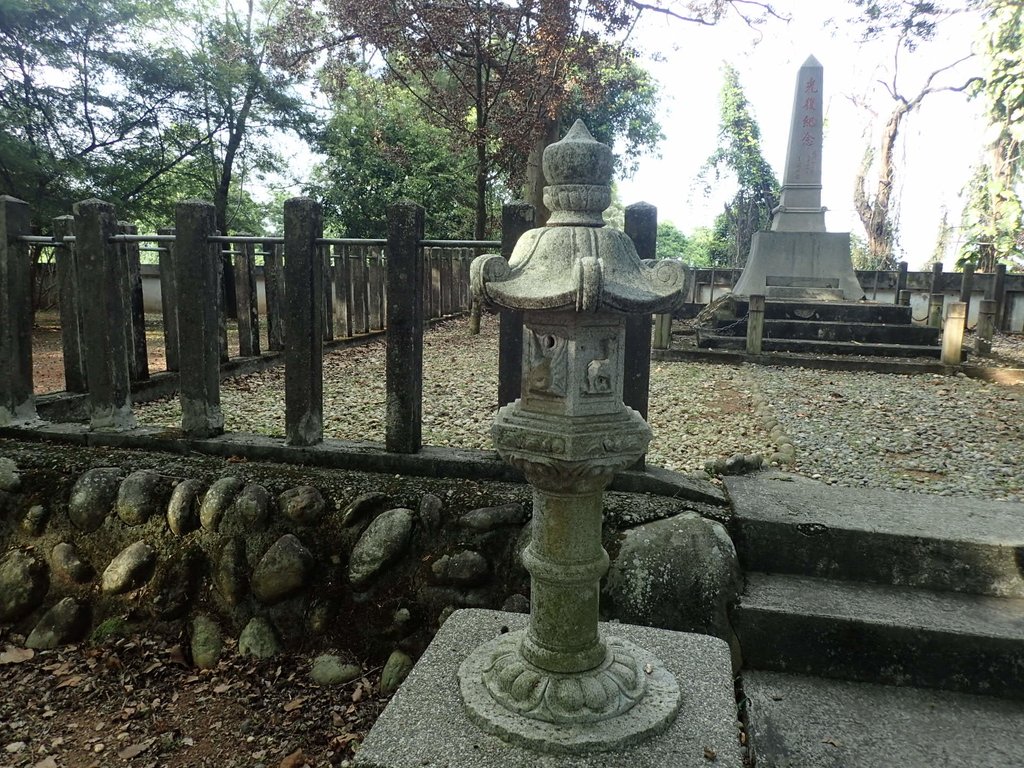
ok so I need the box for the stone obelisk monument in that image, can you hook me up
[731,55,864,300]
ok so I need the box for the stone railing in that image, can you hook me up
[0,196,494,437]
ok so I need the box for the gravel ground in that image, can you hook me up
[133,316,1024,501]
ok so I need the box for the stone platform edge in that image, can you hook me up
[355,609,743,768]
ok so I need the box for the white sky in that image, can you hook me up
[614,0,986,269]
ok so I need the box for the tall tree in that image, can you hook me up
[957,0,1023,271]
[699,63,779,269]
[300,0,782,235]
[849,1,979,268]
[0,0,206,225]
[307,69,479,238]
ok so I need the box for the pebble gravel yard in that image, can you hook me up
[133,316,1024,502]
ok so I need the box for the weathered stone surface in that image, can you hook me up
[50,542,93,584]
[26,598,89,649]
[222,483,270,534]
[417,493,443,534]
[431,550,489,586]
[215,537,249,605]
[0,457,20,492]
[21,504,48,535]
[252,534,314,604]
[0,550,49,622]
[101,541,157,594]
[348,508,414,589]
[199,476,244,532]
[501,594,530,614]
[341,491,389,527]
[238,616,279,658]
[151,545,203,620]
[116,470,168,526]
[310,655,362,686]
[603,512,741,651]
[356,610,742,767]
[379,649,414,696]
[278,485,326,526]
[68,467,123,532]
[167,478,203,536]
[457,503,527,531]
[191,614,223,669]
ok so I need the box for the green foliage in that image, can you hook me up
[958,0,1023,271]
[849,232,877,270]
[0,0,314,236]
[308,70,480,239]
[655,221,688,259]
[0,0,193,225]
[560,50,663,179]
[699,63,779,268]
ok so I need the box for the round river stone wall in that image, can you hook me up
[0,444,740,670]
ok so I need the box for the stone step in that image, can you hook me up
[726,476,1024,597]
[697,332,945,358]
[733,572,1024,699]
[732,298,915,325]
[743,670,1024,768]
[712,319,940,345]
[765,286,846,301]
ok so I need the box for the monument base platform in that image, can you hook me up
[355,609,743,767]
[732,231,863,301]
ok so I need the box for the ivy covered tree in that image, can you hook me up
[699,63,779,268]
[958,0,1023,271]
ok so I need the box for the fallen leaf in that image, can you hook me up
[703,745,717,761]
[142,661,161,674]
[0,646,34,665]
[279,749,310,768]
[822,737,842,748]
[283,697,305,712]
[167,645,188,666]
[56,674,84,689]
[351,685,363,703]
[118,740,153,759]
[213,683,233,694]
[34,758,58,768]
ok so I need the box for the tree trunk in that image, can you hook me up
[524,117,560,227]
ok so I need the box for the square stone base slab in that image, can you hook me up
[355,609,742,768]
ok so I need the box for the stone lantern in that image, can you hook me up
[463,120,687,752]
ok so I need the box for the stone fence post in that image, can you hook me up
[976,299,996,355]
[941,302,966,366]
[175,200,222,437]
[75,199,135,430]
[158,227,180,371]
[928,293,944,328]
[385,200,425,453]
[0,196,36,425]
[930,262,943,294]
[497,202,535,408]
[747,295,766,355]
[284,198,324,447]
[993,263,1007,331]
[53,214,87,393]
[893,261,908,305]
[119,222,149,382]
[264,241,285,351]
[623,202,656,421]
[234,235,260,357]
[959,264,975,330]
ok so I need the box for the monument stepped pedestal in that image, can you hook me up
[697,295,943,357]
